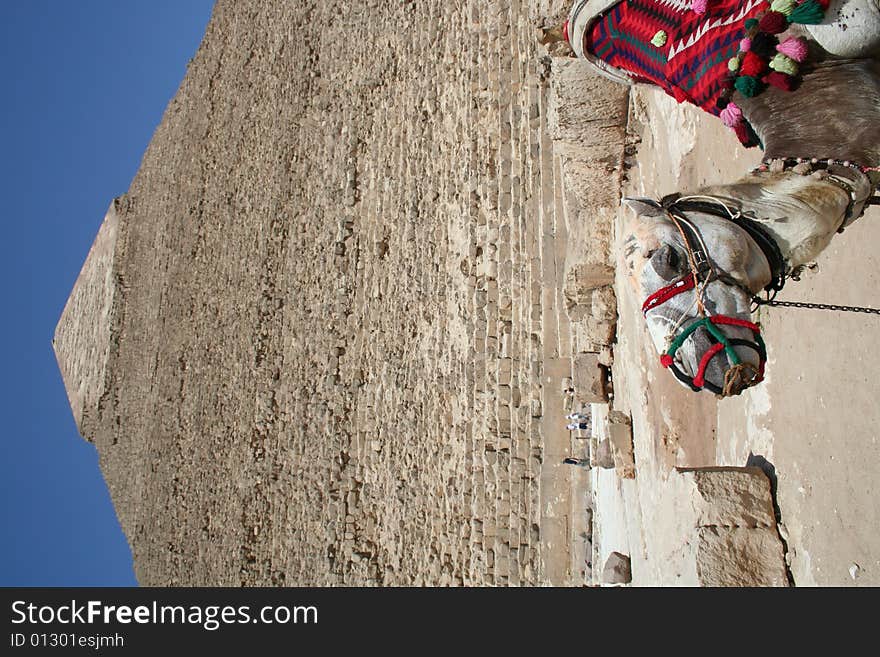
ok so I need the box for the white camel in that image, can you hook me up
[567,0,880,395]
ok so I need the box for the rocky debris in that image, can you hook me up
[850,563,861,581]
[602,551,632,584]
[563,264,618,353]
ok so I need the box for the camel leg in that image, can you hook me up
[803,0,880,58]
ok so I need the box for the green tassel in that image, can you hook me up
[728,57,740,72]
[744,18,758,29]
[734,75,763,97]
[769,53,799,75]
[770,0,796,15]
[651,30,667,47]
[788,0,824,24]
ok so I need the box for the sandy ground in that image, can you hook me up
[603,88,880,586]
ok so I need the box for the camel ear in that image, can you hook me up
[623,197,666,219]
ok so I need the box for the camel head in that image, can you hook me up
[621,197,775,396]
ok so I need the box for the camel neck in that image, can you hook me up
[703,170,853,270]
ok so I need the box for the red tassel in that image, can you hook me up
[763,71,796,91]
[739,51,767,77]
[816,0,831,8]
[733,122,751,145]
[758,11,787,34]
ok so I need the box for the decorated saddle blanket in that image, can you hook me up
[585,0,831,146]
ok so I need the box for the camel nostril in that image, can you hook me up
[721,362,760,396]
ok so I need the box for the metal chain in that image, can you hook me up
[755,298,880,315]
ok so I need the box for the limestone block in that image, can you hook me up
[584,286,617,347]
[560,158,619,270]
[670,467,788,586]
[678,467,777,529]
[561,157,624,216]
[564,264,615,320]
[602,551,632,584]
[572,352,607,404]
[607,411,635,479]
[696,527,789,587]
[592,438,615,469]
[547,58,629,149]
[530,398,543,418]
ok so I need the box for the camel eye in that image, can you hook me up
[651,244,684,279]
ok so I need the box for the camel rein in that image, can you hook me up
[747,156,880,315]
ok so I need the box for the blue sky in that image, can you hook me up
[1,1,215,586]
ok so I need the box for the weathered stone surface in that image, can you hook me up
[52,200,121,438]
[53,0,615,587]
[668,467,789,586]
[678,467,777,529]
[582,286,618,349]
[560,157,619,271]
[564,264,614,321]
[547,58,629,148]
[607,411,635,479]
[592,439,615,469]
[696,527,788,587]
[602,551,632,584]
[572,352,607,404]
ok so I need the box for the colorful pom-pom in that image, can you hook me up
[651,30,667,47]
[776,36,808,62]
[732,121,753,147]
[734,75,763,97]
[739,37,752,52]
[691,0,708,14]
[763,71,797,91]
[660,354,674,368]
[770,0,796,15]
[769,53,798,76]
[816,0,831,8]
[758,11,788,34]
[720,102,743,127]
[744,18,759,30]
[788,0,825,24]
[728,57,740,72]
[740,51,767,77]
[750,32,778,58]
